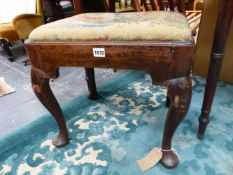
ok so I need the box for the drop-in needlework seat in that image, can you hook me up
[25,0,194,169]
[30,12,192,41]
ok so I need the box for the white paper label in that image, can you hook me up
[137,147,162,172]
[93,48,105,57]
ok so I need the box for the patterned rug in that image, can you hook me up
[0,71,233,175]
[0,77,15,97]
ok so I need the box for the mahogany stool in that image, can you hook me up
[25,0,194,169]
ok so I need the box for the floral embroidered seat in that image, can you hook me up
[29,12,192,42]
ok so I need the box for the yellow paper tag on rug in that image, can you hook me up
[137,147,162,172]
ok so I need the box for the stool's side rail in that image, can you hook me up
[25,40,194,84]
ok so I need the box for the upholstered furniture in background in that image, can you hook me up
[0,0,44,62]
[25,0,194,169]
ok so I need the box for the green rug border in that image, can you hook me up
[0,70,145,157]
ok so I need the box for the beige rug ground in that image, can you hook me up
[0,77,15,97]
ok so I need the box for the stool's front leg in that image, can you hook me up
[160,76,192,168]
[31,67,69,147]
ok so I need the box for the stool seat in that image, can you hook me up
[29,11,192,42]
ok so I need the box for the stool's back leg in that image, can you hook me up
[85,68,100,100]
[166,95,170,107]
[31,67,69,147]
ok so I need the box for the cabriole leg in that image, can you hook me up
[31,67,69,147]
[160,76,192,168]
[85,68,100,100]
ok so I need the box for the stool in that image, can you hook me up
[25,0,194,169]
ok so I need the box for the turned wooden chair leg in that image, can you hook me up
[197,0,233,139]
[31,67,69,147]
[125,0,128,8]
[85,68,100,100]
[0,39,14,62]
[160,76,192,168]
[118,0,122,8]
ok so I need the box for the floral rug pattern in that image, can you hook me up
[0,71,233,175]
